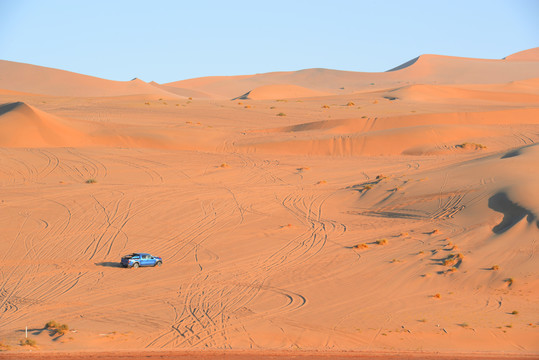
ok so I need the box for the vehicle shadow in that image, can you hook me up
[94,262,123,268]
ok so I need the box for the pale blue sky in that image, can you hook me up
[1,0,537,83]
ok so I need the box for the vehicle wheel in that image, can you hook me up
[132,262,139,268]
[155,261,162,267]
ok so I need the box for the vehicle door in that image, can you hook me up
[140,254,151,266]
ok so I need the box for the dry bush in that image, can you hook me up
[375,239,387,245]
[321,105,330,109]
[57,324,69,335]
[491,265,500,271]
[456,143,486,150]
[244,105,251,108]
[220,163,230,168]
[353,243,368,250]
[432,293,441,299]
[276,112,286,116]
[85,178,97,184]
[511,310,519,315]
[346,102,355,106]
[442,253,463,266]
[505,278,514,286]
[317,180,327,185]
[19,338,37,347]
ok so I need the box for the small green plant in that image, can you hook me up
[276,112,286,116]
[19,338,37,347]
[86,178,97,184]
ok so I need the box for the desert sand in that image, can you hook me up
[0,48,538,359]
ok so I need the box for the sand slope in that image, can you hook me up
[0,60,180,97]
[235,84,333,100]
[0,102,88,147]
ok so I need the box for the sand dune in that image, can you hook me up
[385,84,539,103]
[504,47,539,61]
[0,102,88,147]
[0,50,538,356]
[235,84,334,100]
[0,60,180,97]
[244,108,539,156]
[161,49,539,98]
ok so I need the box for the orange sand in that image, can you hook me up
[0,49,538,356]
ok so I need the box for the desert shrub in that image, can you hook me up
[346,102,355,106]
[321,105,330,109]
[57,324,69,335]
[433,293,441,299]
[353,243,368,250]
[220,163,230,168]
[375,239,387,245]
[276,112,286,116]
[491,265,500,271]
[86,178,97,184]
[45,320,58,329]
[442,253,463,266]
[511,310,519,315]
[456,143,486,150]
[19,338,37,347]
